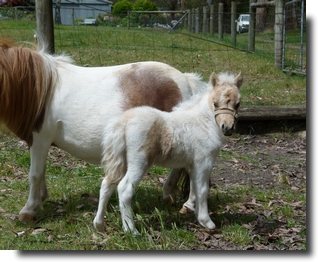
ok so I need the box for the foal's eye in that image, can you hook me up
[213,102,218,108]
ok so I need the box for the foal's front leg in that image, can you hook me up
[19,137,51,221]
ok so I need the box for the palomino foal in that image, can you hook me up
[94,72,243,235]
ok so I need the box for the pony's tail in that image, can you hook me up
[183,72,207,95]
[101,119,127,185]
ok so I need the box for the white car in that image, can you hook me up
[235,14,250,34]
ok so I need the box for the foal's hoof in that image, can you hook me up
[179,206,194,214]
[163,195,175,205]
[19,213,35,221]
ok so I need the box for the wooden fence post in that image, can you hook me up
[127,11,130,30]
[218,3,223,40]
[202,6,207,34]
[195,8,199,33]
[210,5,214,36]
[72,8,74,26]
[188,9,192,32]
[36,0,55,54]
[191,8,195,32]
[248,0,256,52]
[274,0,284,68]
[231,1,237,46]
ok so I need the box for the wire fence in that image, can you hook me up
[282,0,306,75]
[0,1,306,75]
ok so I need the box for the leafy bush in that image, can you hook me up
[112,0,133,18]
[132,0,158,12]
[131,0,158,27]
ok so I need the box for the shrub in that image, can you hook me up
[112,0,133,18]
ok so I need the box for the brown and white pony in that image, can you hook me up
[0,39,240,227]
[0,38,202,220]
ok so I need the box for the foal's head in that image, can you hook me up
[209,72,243,136]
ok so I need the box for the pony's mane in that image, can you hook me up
[0,38,68,146]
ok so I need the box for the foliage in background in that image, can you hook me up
[0,0,35,7]
[112,0,133,18]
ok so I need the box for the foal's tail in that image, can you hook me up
[183,72,207,95]
[102,118,127,185]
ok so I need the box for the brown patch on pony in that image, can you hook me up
[144,119,174,162]
[0,39,55,146]
[119,63,183,112]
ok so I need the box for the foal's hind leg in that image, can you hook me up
[117,163,149,236]
[19,137,51,221]
[180,178,196,214]
[93,178,117,232]
[163,168,182,204]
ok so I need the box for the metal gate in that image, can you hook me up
[282,0,306,75]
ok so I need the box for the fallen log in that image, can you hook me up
[238,106,306,121]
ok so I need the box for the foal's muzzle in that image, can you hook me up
[214,108,238,136]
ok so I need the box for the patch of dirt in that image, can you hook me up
[214,132,306,190]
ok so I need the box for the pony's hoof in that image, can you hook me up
[93,221,105,233]
[19,213,35,221]
[179,206,194,214]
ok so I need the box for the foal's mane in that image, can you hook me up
[214,72,239,86]
[0,39,63,146]
[172,90,209,112]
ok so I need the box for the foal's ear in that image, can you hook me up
[234,72,243,89]
[210,72,219,87]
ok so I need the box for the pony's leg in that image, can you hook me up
[162,168,182,204]
[93,178,117,232]
[117,164,148,236]
[19,138,51,221]
[190,166,215,229]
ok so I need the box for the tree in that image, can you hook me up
[112,0,133,18]
[132,0,158,11]
[131,0,158,26]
